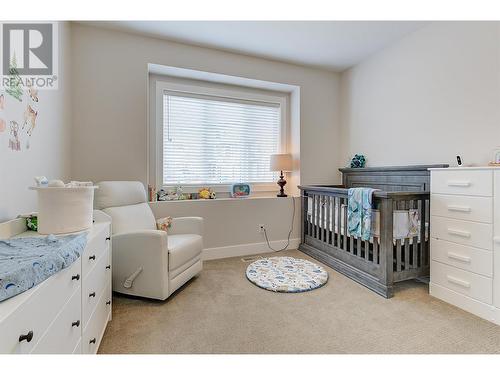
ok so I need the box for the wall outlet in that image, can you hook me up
[258,224,266,233]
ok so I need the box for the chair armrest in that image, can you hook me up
[113,230,168,257]
[111,230,169,298]
[169,217,204,236]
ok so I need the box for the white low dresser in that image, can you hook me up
[429,167,500,324]
[0,210,112,353]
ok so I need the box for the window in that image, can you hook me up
[156,82,286,188]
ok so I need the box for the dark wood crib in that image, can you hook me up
[298,164,448,298]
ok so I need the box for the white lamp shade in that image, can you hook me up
[270,153,293,172]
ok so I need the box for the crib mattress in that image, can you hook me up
[308,202,427,242]
[0,233,87,302]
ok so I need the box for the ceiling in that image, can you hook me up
[84,21,429,72]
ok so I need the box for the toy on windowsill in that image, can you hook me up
[488,149,500,167]
[157,186,189,201]
[350,154,366,168]
[198,187,216,199]
[231,183,251,198]
[148,185,157,202]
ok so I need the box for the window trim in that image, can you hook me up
[154,80,289,192]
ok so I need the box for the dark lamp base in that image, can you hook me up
[277,171,288,198]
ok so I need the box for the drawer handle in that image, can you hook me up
[89,338,96,345]
[447,275,471,288]
[89,255,96,261]
[447,181,471,187]
[447,252,471,263]
[447,205,471,213]
[106,300,111,305]
[106,236,111,241]
[105,265,111,270]
[447,228,471,238]
[71,274,80,281]
[72,320,80,328]
[19,330,33,343]
[89,292,96,298]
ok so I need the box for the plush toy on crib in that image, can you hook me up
[350,154,366,168]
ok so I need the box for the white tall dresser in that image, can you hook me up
[429,167,500,324]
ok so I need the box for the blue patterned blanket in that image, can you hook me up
[347,188,377,241]
[0,233,87,302]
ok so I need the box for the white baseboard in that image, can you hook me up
[202,238,301,261]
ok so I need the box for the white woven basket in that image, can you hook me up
[30,186,98,234]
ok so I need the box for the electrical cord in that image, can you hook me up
[262,196,296,252]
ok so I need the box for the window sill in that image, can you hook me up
[149,195,298,204]
[160,183,278,194]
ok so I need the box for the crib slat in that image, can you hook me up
[331,197,337,246]
[312,195,317,239]
[303,194,307,238]
[309,194,314,238]
[342,198,348,251]
[323,195,328,242]
[412,236,418,268]
[316,195,320,241]
[325,196,330,244]
[314,195,321,239]
[356,237,361,257]
[306,195,310,237]
[318,195,323,241]
[396,239,402,272]
[364,240,370,260]
[337,197,342,248]
[373,238,379,264]
[420,198,427,267]
[404,237,410,270]
[349,229,354,253]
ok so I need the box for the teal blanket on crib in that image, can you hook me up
[0,233,87,302]
[347,188,377,241]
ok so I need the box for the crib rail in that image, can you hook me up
[298,185,430,297]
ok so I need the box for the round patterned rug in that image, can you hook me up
[246,256,328,293]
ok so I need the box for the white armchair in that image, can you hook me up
[95,181,203,300]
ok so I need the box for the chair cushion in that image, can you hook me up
[103,203,156,234]
[168,234,203,271]
[95,181,147,209]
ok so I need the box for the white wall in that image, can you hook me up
[340,22,500,170]
[71,23,340,186]
[70,23,339,255]
[150,197,300,259]
[0,22,72,221]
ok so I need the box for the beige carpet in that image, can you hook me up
[98,249,500,354]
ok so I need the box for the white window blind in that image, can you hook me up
[162,92,280,185]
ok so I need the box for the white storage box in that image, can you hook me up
[29,186,98,234]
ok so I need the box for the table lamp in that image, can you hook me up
[270,153,293,197]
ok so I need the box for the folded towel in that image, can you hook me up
[347,188,377,240]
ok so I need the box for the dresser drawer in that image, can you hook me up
[82,224,110,277]
[82,250,110,328]
[0,258,81,353]
[430,194,492,223]
[73,338,82,354]
[431,238,492,277]
[31,286,82,354]
[82,284,111,354]
[495,241,500,309]
[431,170,492,196]
[431,216,492,250]
[431,261,492,304]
